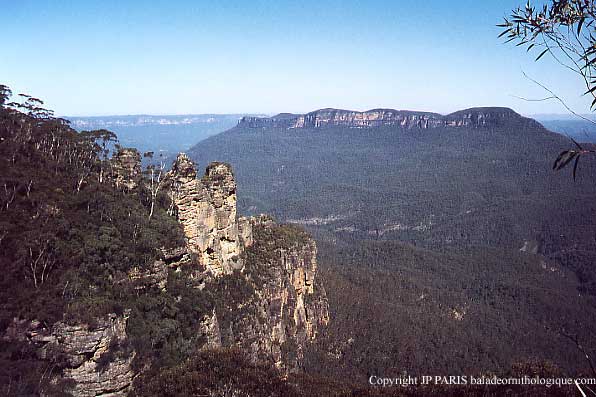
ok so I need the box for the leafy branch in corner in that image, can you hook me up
[499,1,596,178]
[553,135,596,179]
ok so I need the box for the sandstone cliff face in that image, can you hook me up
[165,156,329,370]
[214,221,329,370]
[110,148,141,190]
[4,314,133,397]
[3,155,329,395]
[167,153,244,276]
[239,107,538,130]
[128,247,190,290]
[294,108,444,129]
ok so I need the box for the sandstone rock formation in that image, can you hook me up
[198,308,222,349]
[110,148,141,190]
[165,156,329,369]
[168,154,245,276]
[128,247,190,290]
[4,314,133,397]
[213,220,329,370]
[3,155,329,394]
[238,216,254,248]
[239,106,540,130]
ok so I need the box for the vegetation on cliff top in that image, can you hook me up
[0,86,296,395]
[0,85,333,395]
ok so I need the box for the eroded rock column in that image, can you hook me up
[168,154,247,276]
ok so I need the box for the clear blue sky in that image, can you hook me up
[2,0,591,116]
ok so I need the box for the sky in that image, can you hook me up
[2,0,592,116]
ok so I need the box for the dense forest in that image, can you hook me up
[190,109,596,382]
[310,239,596,379]
[3,85,596,396]
[8,0,596,395]
[0,86,342,396]
[0,85,216,393]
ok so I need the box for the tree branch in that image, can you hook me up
[519,69,596,125]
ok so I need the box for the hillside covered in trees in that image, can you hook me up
[190,108,596,381]
[2,86,596,396]
[0,86,338,396]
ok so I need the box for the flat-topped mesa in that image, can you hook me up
[444,107,527,127]
[295,108,444,129]
[168,153,247,276]
[238,106,535,130]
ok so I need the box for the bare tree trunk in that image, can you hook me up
[149,199,155,219]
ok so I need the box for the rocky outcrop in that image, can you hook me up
[128,247,190,290]
[238,216,255,248]
[167,154,245,276]
[122,154,328,372]
[444,107,532,127]
[294,108,444,129]
[239,107,539,130]
[198,308,222,349]
[110,148,141,190]
[256,230,329,368]
[216,221,329,371]
[4,313,133,397]
[3,155,329,394]
[162,158,330,369]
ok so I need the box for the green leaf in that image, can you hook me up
[568,135,584,150]
[535,48,549,61]
[583,85,596,95]
[498,29,511,38]
[573,155,580,181]
[578,17,585,36]
[553,151,569,170]
[553,150,577,171]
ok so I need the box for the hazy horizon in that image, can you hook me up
[61,110,596,121]
[4,0,594,116]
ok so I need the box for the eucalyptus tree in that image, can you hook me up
[499,0,596,176]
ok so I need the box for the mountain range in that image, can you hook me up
[188,106,596,379]
[4,95,596,395]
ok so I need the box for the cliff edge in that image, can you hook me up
[238,106,540,130]
[3,151,329,396]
